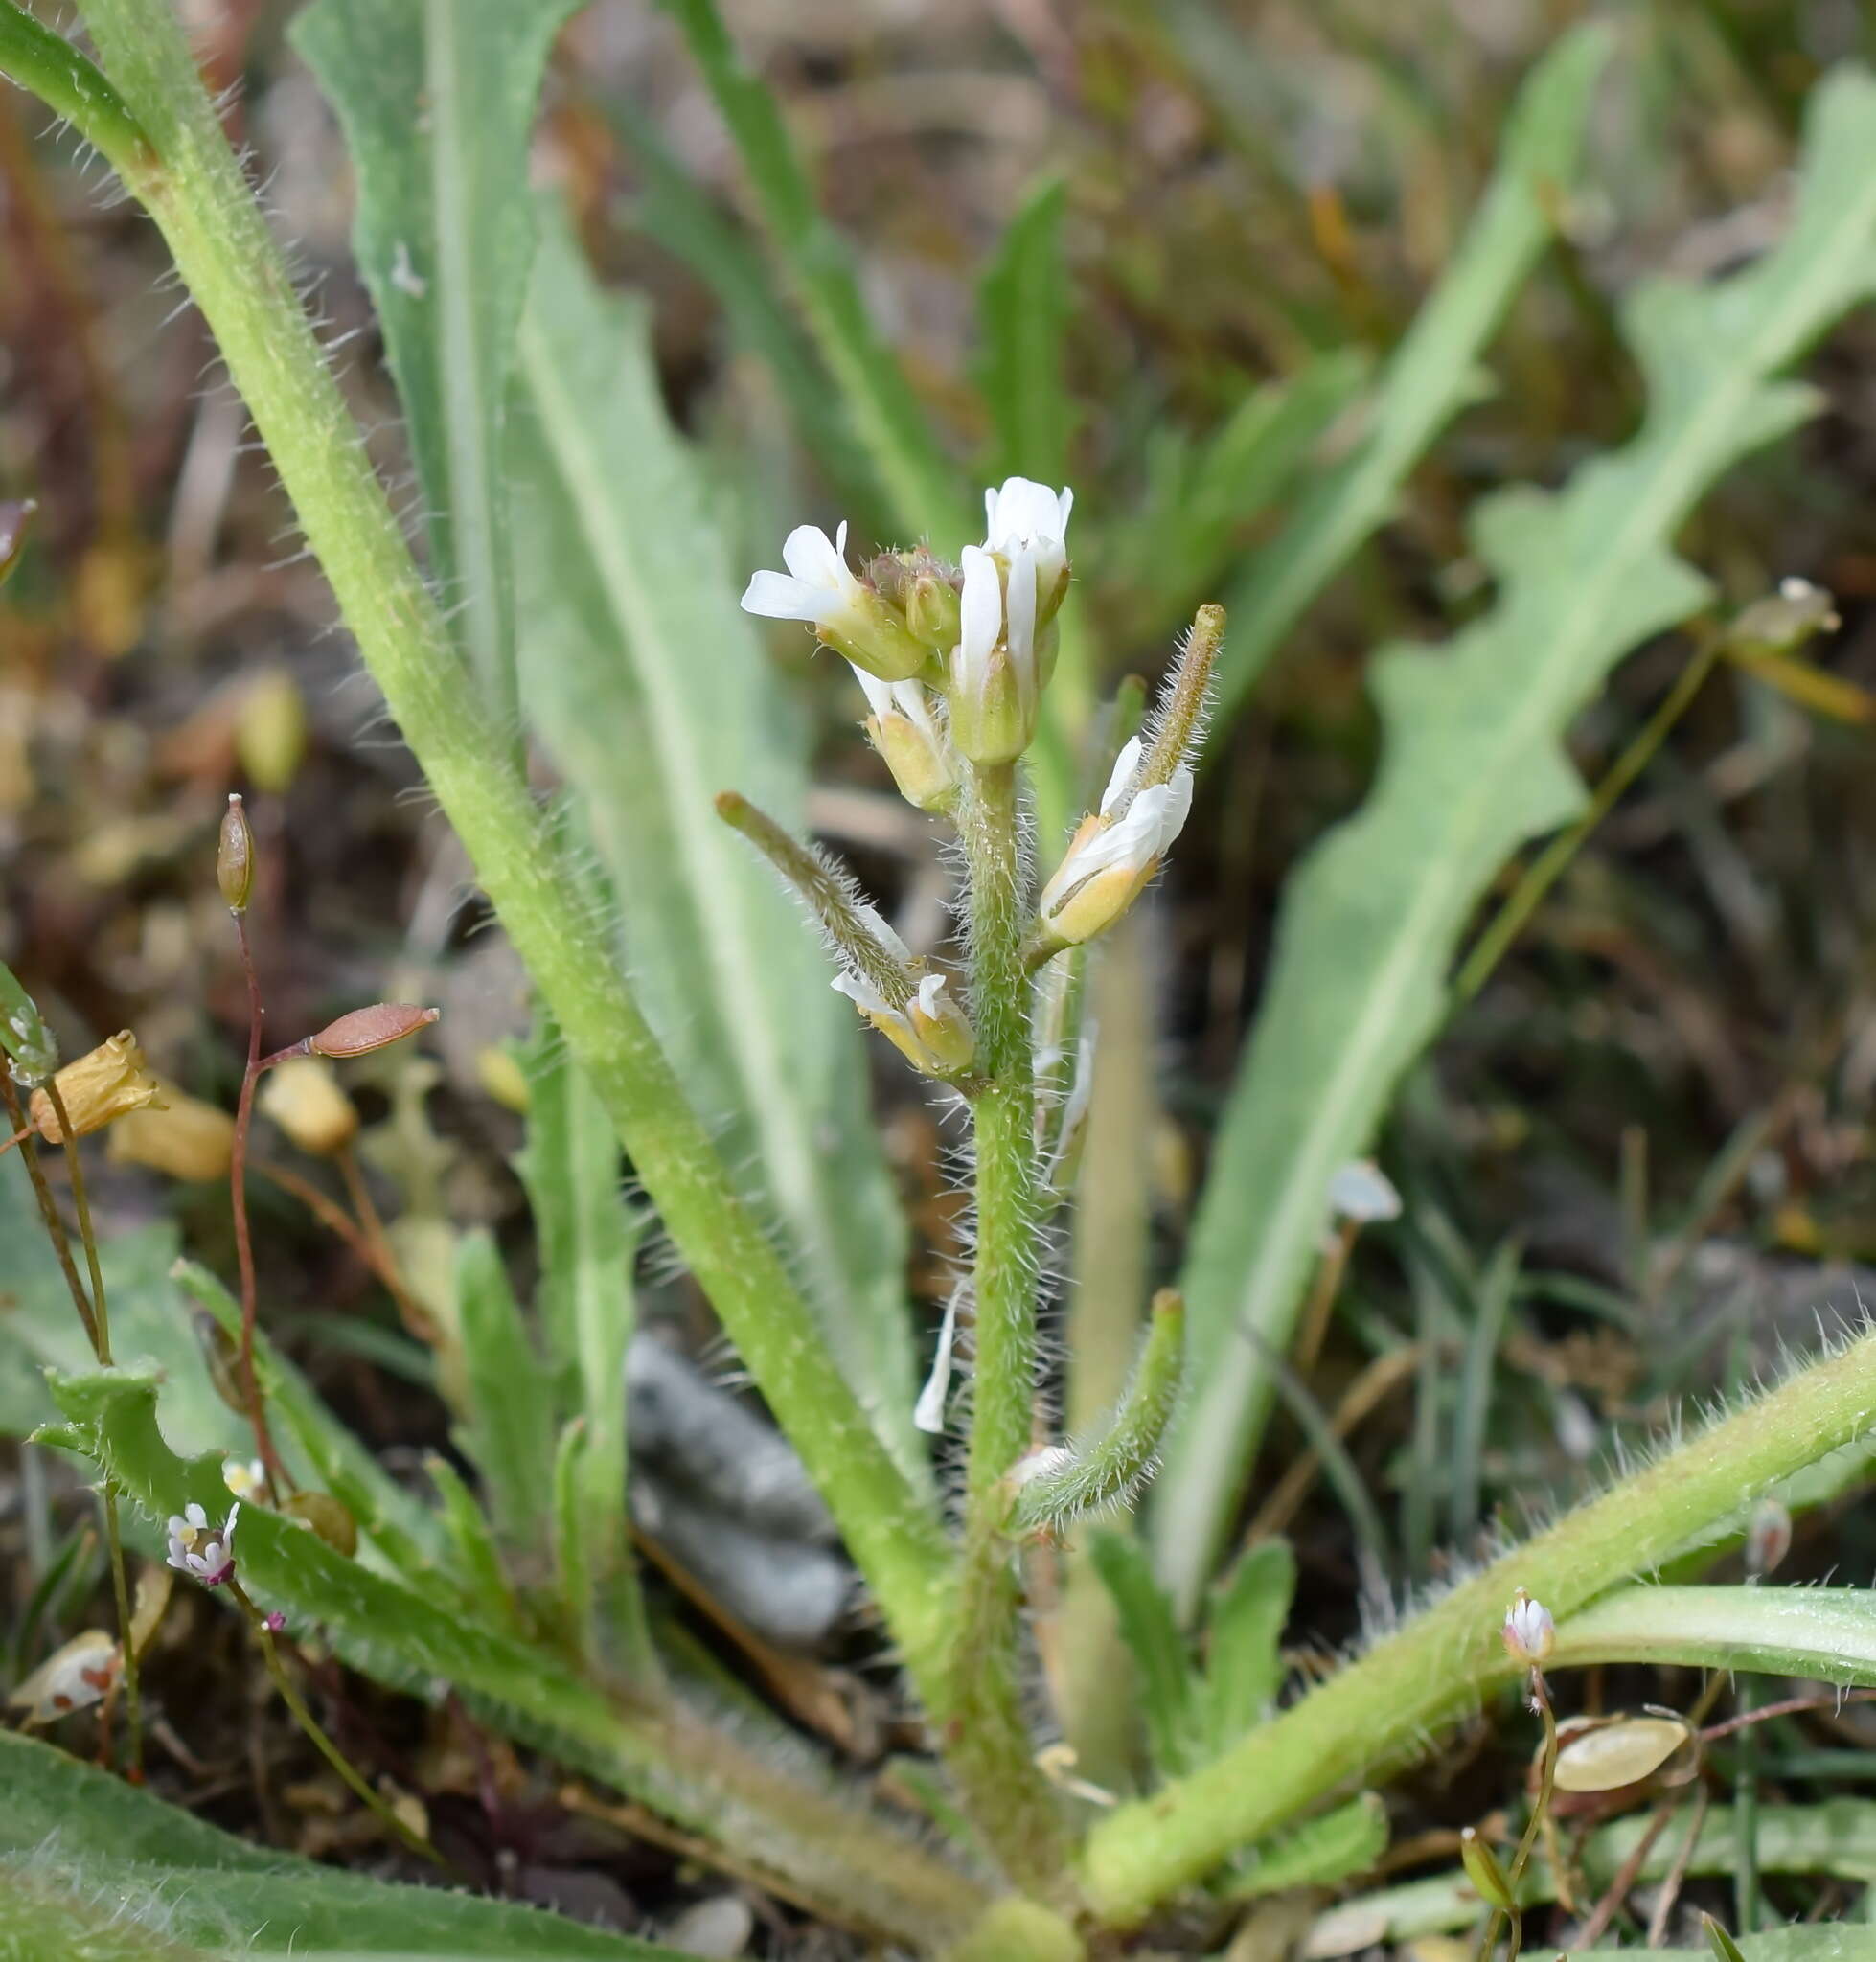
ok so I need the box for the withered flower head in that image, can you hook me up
[30,1032,163,1144]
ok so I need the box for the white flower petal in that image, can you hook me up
[855,669,894,719]
[740,570,825,623]
[854,901,911,964]
[833,970,891,1018]
[1152,765,1194,854]
[915,972,949,1017]
[913,1286,962,1434]
[780,523,850,591]
[956,546,1002,687]
[1006,545,1038,685]
[1100,737,1145,815]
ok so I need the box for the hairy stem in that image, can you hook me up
[58,0,953,1704]
[949,761,1070,1897]
[1079,1319,1876,1923]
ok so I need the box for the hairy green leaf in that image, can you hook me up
[36,1365,984,1946]
[0,1727,673,1958]
[977,174,1075,488]
[1155,62,1876,1614]
[1221,1792,1387,1900]
[1198,1539,1295,1750]
[1087,1530,1196,1779]
[513,213,925,1485]
[292,0,577,727]
[1554,1583,1876,1686]
[1207,25,1610,730]
[453,1226,555,1551]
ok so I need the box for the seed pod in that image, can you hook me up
[306,1002,439,1060]
[1553,1712,1694,1793]
[1459,1827,1516,1914]
[286,1490,357,1558]
[217,794,255,913]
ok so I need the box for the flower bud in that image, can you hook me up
[259,1055,358,1155]
[949,544,1039,765]
[1500,1588,1555,1668]
[1747,1497,1792,1579]
[217,793,255,913]
[983,477,1072,630]
[107,1083,235,1180]
[306,1002,439,1060]
[29,1031,162,1143]
[857,672,956,810]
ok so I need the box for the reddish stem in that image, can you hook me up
[229,910,285,1488]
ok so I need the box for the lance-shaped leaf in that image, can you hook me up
[0,1725,685,1959]
[1206,25,1610,729]
[36,1365,984,1948]
[513,214,925,1485]
[976,174,1075,488]
[1552,1583,1876,1687]
[292,0,579,725]
[1154,63,1876,1616]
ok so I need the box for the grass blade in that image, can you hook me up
[1152,61,1876,1616]
[657,0,971,549]
[292,0,577,731]
[976,173,1075,486]
[1205,25,1611,733]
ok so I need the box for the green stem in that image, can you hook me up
[45,1085,109,1364]
[228,1579,443,1865]
[1079,1317,1876,1924]
[1453,630,1722,1002]
[61,0,953,1701]
[948,761,1070,1897]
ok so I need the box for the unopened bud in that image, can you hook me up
[858,673,956,810]
[1459,1827,1516,1914]
[107,1083,235,1180]
[259,1055,358,1155]
[306,1002,439,1060]
[29,1031,162,1142]
[949,544,1039,765]
[217,794,255,912]
[1747,1497,1792,1579]
[905,564,962,652]
[1501,1588,1555,1668]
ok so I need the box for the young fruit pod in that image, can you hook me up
[1459,1827,1517,1915]
[1004,1290,1185,1538]
[305,1002,439,1059]
[217,793,255,913]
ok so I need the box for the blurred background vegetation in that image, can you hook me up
[7,0,1876,1943]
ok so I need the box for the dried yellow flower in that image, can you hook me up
[29,1032,162,1144]
[259,1054,358,1156]
[106,1084,235,1181]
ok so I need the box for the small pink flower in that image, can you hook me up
[167,1500,240,1587]
[263,1610,286,1633]
[1501,1588,1554,1667]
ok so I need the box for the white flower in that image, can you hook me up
[741,522,926,680]
[833,967,974,1077]
[223,1456,265,1500]
[168,1500,240,1587]
[741,521,864,627]
[984,476,1073,607]
[952,545,1003,698]
[1501,1588,1554,1667]
[1038,759,1194,946]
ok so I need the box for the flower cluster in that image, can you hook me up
[740,483,1214,1058]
